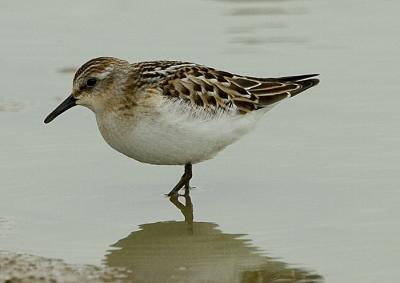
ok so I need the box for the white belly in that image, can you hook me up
[96,101,268,165]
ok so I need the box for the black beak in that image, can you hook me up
[44,95,77,124]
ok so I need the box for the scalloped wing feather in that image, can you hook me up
[134,61,319,114]
[161,67,319,114]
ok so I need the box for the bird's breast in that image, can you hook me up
[95,103,266,165]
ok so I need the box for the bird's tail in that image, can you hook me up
[273,74,320,97]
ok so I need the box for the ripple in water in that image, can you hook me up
[0,99,24,112]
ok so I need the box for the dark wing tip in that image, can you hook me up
[276,73,320,82]
[289,77,320,97]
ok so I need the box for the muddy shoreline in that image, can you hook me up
[0,251,127,283]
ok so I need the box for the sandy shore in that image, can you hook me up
[0,251,128,283]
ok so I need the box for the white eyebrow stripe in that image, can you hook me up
[96,66,114,79]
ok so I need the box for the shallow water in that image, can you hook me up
[1,0,399,282]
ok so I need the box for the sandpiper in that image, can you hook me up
[44,57,319,196]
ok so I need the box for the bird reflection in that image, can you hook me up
[169,191,194,233]
[104,193,323,283]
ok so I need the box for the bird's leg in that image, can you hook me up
[167,163,192,196]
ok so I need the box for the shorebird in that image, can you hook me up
[44,57,319,196]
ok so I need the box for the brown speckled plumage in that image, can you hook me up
[133,61,319,113]
[73,58,319,115]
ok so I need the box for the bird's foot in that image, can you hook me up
[166,183,192,197]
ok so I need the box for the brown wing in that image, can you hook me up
[153,63,319,114]
[231,73,320,109]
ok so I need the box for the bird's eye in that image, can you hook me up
[86,78,97,87]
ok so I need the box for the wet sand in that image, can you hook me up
[1,0,400,282]
[0,251,126,283]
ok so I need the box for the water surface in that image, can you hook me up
[1,0,399,282]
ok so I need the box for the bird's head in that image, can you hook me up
[44,57,130,124]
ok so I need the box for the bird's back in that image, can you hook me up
[131,61,319,115]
